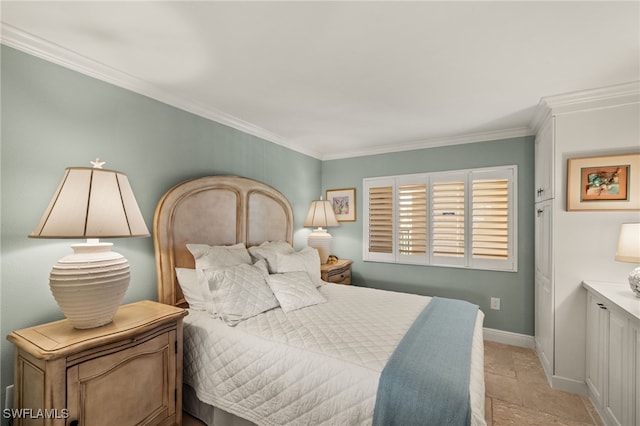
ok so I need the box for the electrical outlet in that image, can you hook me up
[490,297,501,310]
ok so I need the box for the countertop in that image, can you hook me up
[583,280,640,322]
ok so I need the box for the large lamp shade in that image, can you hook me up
[615,223,640,297]
[30,161,150,328]
[304,198,339,264]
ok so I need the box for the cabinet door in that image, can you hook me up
[585,293,608,408]
[534,117,554,202]
[606,310,630,426]
[534,200,552,282]
[633,322,639,426]
[534,200,553,374]
[66,330,177,426]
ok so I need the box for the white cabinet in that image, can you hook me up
[534,116,554,202]
[586,292,607,407]
[534,113,556,383]
[584,281,640,426]
[534,199,553,376]
[606,309,629,425]
[635,323,640,426]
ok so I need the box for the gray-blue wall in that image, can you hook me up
[322,137,535,335]
[0,46,321,414]
[1,45,535,418]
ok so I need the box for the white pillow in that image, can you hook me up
[187,243,252,271]
[275,247,323,287]
[203,260,278,326]
[267,271,326,313]
[175,268,209,311]
[248,241,295,273]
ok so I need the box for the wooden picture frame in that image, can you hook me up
[326,188,356,222]
[567,153,640,211]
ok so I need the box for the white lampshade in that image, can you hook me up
[304,199,340,228]
[305,199,339,264]
[30,161,150,328]
[615,223,640,297]
[30,166,149,239]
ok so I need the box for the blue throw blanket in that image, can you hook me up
[372,297,479,426]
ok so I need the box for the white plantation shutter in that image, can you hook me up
[369,186,393,253]
[363,165,516,272]
[363,179,395,262]
[470,167,516,270]
[431,173,466,267]
[397,181,427,262]
[472,179,508,259]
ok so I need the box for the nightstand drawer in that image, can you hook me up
[326,267,351,284]
[321,259,353,285]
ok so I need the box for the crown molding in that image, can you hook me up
[530,81,640,133]
[0,24,323,160]
[8,24,632,162]
[321,126,533,161]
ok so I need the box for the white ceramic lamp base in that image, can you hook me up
[50,242,130,329]
[629,265,640,297]
[308,228,333,264]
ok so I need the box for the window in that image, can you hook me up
[367,182,393,255]
[363,165,517,272]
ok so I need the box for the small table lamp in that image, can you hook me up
[29,159,150,328]
[615,223,640,297]
[304,197,339,264]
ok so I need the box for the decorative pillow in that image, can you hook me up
[248,241,295,273]
[175,268,209,311]
[267,271,326,313]
[187,243,252,271]
[203,260,278,326]
[252,258,270,276]
[275,247,323,287]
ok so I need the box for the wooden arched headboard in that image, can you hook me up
[153,176,294,307]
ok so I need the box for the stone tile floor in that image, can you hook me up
[484,340,602,426]
[185,340,604,426]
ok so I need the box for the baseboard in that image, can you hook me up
[534,345,588,396]
[550,375,588,396]
[586,392,611,426]
[483,327,536,348]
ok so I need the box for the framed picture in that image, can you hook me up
[326,188,356,222]
[567,153,640,211]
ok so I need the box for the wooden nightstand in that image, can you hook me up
[320,259,353,285]
[7,300,187,426]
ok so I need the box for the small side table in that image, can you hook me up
[321,259,352,285]
[7,300,187,426]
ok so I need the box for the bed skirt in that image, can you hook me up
[184,384,256,426]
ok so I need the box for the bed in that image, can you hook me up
[153,175,486,426]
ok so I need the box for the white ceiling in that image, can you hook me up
[1,1,639,160]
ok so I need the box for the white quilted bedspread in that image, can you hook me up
[183,284,486,426]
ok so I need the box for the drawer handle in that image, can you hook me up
[596,303,607,310]
[70,421,79,426]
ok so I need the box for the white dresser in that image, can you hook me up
[583,280,640,426]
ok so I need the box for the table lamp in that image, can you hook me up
[29,159,150,328]
[304,197,339,264]
[615,223,640,297]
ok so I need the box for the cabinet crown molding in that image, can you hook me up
[530,81,640,133]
